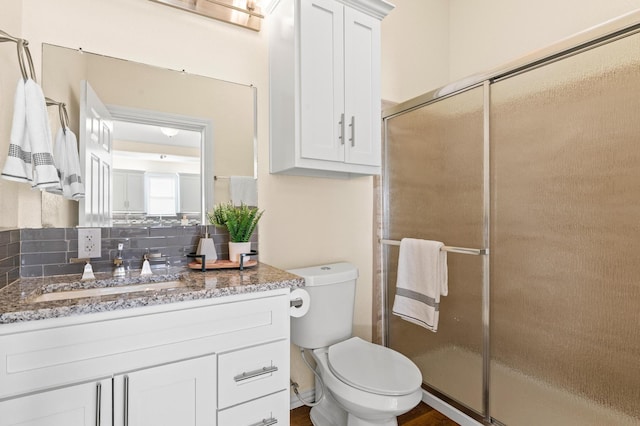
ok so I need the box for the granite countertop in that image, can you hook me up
[0,263,305,324]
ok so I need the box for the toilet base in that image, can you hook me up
[309,390,398,426]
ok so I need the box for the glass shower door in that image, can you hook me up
[384,86,486,415]
[490,31,640,426]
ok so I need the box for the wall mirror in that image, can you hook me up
[42,44,257,227]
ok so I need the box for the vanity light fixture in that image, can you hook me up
[148,0,265,31]
[160,127,180,137]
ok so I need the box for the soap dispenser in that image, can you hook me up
[196,226,217,264]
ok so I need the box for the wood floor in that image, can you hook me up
[290,402,459,426]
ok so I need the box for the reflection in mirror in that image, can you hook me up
[42,44,257,227]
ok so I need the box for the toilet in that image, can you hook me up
[289,262,423,426]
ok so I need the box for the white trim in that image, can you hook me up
[290,388,316,410]
[422,389,483,426]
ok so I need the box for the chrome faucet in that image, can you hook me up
[113,243,126,278]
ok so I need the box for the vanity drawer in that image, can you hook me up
[218,339,288,409]
[217,390,289,426]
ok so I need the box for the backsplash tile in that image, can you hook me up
[11,226,258,279]
[0,226,259,284]
[0,230,20,289]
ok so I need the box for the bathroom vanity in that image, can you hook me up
[0,263,304,426]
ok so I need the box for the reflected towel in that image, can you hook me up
[48,127,85,199]
[392,238,448,332]
[229,176,257,206]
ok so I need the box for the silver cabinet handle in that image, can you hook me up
[234,365,278,382]
[123,375,129,426]
[248,417,278,426]
[349,115,355,147]
[339,113,345,145]
[95,382,102,426]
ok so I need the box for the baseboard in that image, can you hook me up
[290,388,316,410]
[422,389,483,426]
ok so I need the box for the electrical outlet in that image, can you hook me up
[78,228,101,259]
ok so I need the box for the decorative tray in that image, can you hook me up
[188,260,257,270]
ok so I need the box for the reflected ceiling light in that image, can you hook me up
[160,127,180,137]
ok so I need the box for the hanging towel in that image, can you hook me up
[229,176,257,206]
[392,238,448,332]
[25,79,60,190]
[48,127,85,200]
[1,79,60,190]
[1,79,32,183]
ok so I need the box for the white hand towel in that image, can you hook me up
[1,79,32,183]
[229,176,257,206]
[392,238,448,332]
[63,128,85,200]
[47,127,65,196]
[48,127,84,199]
[24,79,61,190]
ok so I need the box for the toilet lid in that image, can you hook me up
[327,337,422,396]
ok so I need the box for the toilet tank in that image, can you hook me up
[288,262,358,349]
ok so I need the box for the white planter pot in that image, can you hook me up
[228,242,252,263]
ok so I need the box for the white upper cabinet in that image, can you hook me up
[269,0,394,178]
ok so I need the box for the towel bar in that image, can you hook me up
[379,239,488,256]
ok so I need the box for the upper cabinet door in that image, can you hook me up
[344,7,381,167]
[269,0,393,177]
[300,0,345,163]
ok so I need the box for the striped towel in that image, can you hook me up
[392,238,448,332]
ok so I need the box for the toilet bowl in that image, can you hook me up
[310,338,423,426]
[288,263,423,426]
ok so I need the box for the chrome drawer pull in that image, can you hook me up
[248,417,278,426]
[95,382,101,426]
[233,365,278,382]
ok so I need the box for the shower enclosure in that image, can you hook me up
[381,16,640,426]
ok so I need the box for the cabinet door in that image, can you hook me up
[300,0,345,162]
[126,172,146,212]
[114,355,216,426]
[112,170,128,212]
[180,173,201,213]
[0,379,111,426]
[344,6,381,166]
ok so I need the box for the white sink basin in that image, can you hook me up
[32,280,187,303]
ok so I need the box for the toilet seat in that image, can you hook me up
[327,337,422,396]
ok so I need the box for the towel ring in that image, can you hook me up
[16,39,36,82]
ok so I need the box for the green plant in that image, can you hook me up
[208,202,264,243]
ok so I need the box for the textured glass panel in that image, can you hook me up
[490,32,640,425]
[385,87,485,413]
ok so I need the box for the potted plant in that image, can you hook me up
[208,202,264,263]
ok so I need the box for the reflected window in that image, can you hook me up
[145,173,179,215]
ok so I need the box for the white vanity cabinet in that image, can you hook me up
[0,289,291,426]
[0,379,112,426]
[269,0,394,177]
[113,169,145,213]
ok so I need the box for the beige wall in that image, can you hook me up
[380,0,640,104]
[448,0,640,82]
[381,0,450,104]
